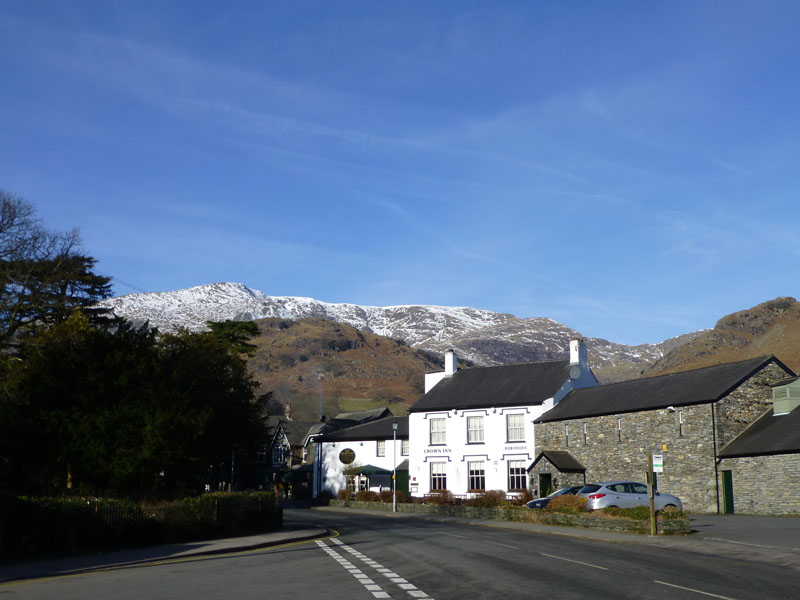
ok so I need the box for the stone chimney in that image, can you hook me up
[284,402,293,420]
[445,349,457,376]
[570,338,588,369]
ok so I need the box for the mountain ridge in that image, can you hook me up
[99,281,701,381]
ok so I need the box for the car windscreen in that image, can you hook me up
[578,485,600,493]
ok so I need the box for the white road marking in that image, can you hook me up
[442,532,469,539]
[332,539,435,599]
[486,541,520,550]
[316,540,393,598]
[539,552,609,570]
[654,580,737,599]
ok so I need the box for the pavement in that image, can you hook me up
[2,507,799,583]
[0,523,328,584]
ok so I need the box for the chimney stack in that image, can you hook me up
[570,338,588,368]
[445,349,457,376]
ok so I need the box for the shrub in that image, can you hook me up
[509,489,533,506]
[354,490,379,502]
[546,495,588,513]
[337,489,352,501]
[316,489,333,505]
[425,490,453,505]
[467,490,506,508]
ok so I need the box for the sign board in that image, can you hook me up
[339,448,356,465]
[652,454,664,473]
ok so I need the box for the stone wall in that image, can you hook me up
[718,453,800,515]
[534,361,790,513]
[327,500,690,535]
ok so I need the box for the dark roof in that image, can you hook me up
[718,407,800,458]
[396,459,409,471]
[318,417,408,442]
[335,407,393,421]
[527,451,586,473]
[279,421,317,446]
[536,356,792,423]
[304,408,395,443]
[409,360,572,413]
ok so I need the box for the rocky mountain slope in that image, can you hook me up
[643,297,800,376]
[99,282,700,381]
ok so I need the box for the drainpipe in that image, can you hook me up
[711,403,720,514]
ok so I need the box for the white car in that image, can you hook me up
[578,481,682,511]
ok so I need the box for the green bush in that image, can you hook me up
[0,491,281,561]
[466,490,506,508]
[354,490,379,502]
[546,495,588,513]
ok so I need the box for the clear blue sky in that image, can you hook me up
[2,1,799,345]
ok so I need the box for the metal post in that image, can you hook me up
[647,452,656,536]
[392,422,397,512]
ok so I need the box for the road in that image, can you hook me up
[4,508,800,599]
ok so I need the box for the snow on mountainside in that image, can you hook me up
[99,282,699,380]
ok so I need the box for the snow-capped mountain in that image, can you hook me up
[99,282,700,379]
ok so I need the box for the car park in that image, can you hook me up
[526,485,585,509]
[577,481,682,511]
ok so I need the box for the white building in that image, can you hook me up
[407,339,597,498]
[313,416,409,497]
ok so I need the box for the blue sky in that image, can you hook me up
[1,1,799,345]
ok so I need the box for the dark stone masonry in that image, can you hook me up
[531,363,790,513]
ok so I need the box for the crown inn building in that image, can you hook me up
[407,340,597,498]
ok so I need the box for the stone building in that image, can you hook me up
[717,377,800,515]
[531,356,795,513]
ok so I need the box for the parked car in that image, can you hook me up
[577,481,682,511]
[526,485,586,509]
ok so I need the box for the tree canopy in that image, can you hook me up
[0,191,112,349]
[0,314,264,498]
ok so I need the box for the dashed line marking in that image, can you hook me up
[486,541,520,550]
[539,552,609,571]
[654,580,737,599]
[331,539,435,599]
[442,532,469,539]
[316,540,393,599]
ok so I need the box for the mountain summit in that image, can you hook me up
[99,282,702,381]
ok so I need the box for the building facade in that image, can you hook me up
[532,356,794,512]
[408,340,597,498]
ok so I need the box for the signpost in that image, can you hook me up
[647,452,657,536]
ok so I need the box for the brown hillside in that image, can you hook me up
[246,317,443,421]
[643,297,800,377]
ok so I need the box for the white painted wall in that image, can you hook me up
[408,403,551,497]
[318,438,407,496]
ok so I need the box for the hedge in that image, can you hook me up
[0,491,282,561]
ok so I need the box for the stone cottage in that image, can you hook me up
[531,356,795,513]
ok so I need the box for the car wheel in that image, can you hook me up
[607,505,618,508]
[664,504,677,509]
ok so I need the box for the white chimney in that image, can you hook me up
[570,338,588,368]
[445,349,457,376]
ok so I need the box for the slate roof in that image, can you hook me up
[304,407,395,444]
[279,421,317,446]
[527,451,586,473]
[409,360,572,413]
[318,416,409,442]
[536,356,792,423]
[718,407,800,458]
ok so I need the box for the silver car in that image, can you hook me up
[578,481,682,511]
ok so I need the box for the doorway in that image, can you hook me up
[538,473,553,498]
[722,470,734,514]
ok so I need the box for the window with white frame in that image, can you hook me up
[467,416,485,443]
[430,418,446,445]
[507,460,526,491]
[377,439,386,456]
[468,461,486,491]
[401,438,409,456]
[678,411,684,437]
[272,444,287,466]
[506,413,525,442]
[430,462,447,490]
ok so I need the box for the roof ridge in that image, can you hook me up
[600,355,774,387]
